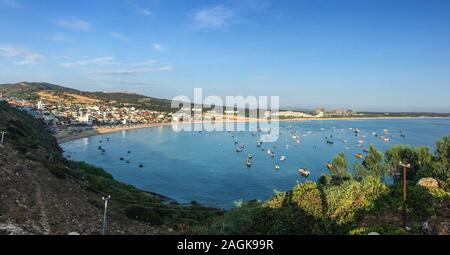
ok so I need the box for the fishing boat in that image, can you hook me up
[280,156,286,161]
[298,168,310,177]
[355,153,363,159]
[326,163,333,170]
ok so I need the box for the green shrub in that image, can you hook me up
[125,206,163,225]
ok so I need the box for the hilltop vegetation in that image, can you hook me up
[0,82,175,112]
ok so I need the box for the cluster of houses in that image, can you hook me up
[4,98,173,131]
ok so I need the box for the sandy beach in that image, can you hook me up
[56,116,448,144]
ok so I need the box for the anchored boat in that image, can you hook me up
[299,168,311,177]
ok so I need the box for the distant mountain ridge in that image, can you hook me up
[0,82,175,112]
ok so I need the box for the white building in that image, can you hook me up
[78,113,93,126]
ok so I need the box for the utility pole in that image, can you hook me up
[399,161,411,230]
[0,131,6,147]
[102,195,111,235]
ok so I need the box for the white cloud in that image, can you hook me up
[55,18,91,31]
[138,7,151,16]
[192,5,235,29]
[60,57,159,68]
[0,0,20,8]
[97,65,174,75]
[111,32,131,43]
[152,43,166,51]
[60,57,115,68]
[0,44,44,65]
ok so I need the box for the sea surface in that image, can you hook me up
[61,118,450,209]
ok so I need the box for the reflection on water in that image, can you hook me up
[61,118,450,209]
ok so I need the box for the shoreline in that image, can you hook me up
[56,116,450,144]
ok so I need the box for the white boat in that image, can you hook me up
[298,168,310,177]
[246,159,252,167]
[275,165,280,171]
[280,156,286,161]
[358,140,364,144]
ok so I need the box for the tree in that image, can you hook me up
[436,136,450,164]
[363,144,384,177]
[330,153,351,181]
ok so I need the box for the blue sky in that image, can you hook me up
[1,0,450,112]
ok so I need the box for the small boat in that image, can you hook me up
[127,150,132,154]
[98,146,102,150]
[285,144,289,150]
[139,164,144,168]
[358,140,364,144]
[236,147,243,153]
[126,160,130,164]
[280,156,286,161]
[239,144,245,149]
[257,141,262,147]
[275,165,280,171]
[400,134,406,138]
[120,157,124,161]
[326,140,334,145]
[248,154,253,159]
[363,149,369,153]
[355,153,363,159]
[326,163,333,170]
[246,159,252,167]
[354,128,361,134]
[299,168,310,177]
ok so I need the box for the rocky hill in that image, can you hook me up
[0,82,175,112]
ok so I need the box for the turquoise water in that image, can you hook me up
[61,118,450,209]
